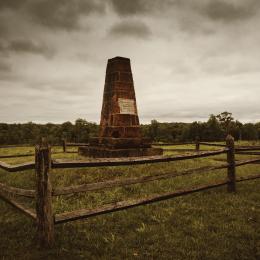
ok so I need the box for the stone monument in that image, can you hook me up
[79,56,163,158]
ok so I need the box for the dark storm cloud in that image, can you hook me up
[109,0,179,16]
[109,0,260,23]
[109,20,151,39]
[0,0,105,31]
[0,39,54,58]
[199,0,259,22]
[109,0,148,15]
[28,0,105,30]
[0,23,6,37]
[0,0,26,10]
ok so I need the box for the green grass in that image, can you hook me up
[0,143,259,259]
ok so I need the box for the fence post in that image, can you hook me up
[62,138,67,153]
[35,141,54,248]
[195,136,200,152]
[226,134,236,192]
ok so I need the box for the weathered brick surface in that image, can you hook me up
[99,57,140,141]
[80,56,163,157]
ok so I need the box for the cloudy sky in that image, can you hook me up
[0,0,259,124]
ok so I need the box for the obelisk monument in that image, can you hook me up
[79,56,162,157]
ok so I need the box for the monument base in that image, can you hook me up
[78,146,163,158]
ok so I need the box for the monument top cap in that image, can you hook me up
[108,56,130,62]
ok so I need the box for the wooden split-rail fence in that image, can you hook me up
[0,135,260,248]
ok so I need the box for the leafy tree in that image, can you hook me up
[255,122,260,140]
[241,123,258,140]
[216,111,234,134]
[206,115,223,141]
[149,120,159,141]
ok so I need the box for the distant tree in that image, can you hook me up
[229,120,243,140]
[216,111,234,134]
[60,121,74,141]
[241,123,258,140]
[206,115,223,141]
[180,124,190,141]
[187,121,201,140]
[75,118,96,142]
[149,120,159,141]
[255,122,260,140]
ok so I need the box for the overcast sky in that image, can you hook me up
[0,0,259,124]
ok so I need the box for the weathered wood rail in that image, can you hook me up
[0,150,226,172]
[0,182,35,197]
[152,142,194,146]
[236,151,260,155]
[52,164,228,196]
[0,161,34,172]
[0,144,32,148]
[62,139,89,152]
[0,151,71,159]
[0,135,259,247]
[2,156,260,173]
[54,180,230,224]
[235,146,260,151]
[1,157,258,197]
[67,143,89,147]
[52,149,227,168]
[54,173,260,225]
[162,148,203,152]
[199,142,226,147]
[0,154,35,159]
[0,144,62,149]
[0,190,36,220]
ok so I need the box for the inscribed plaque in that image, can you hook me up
[118,98,136,114]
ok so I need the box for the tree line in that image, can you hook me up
[144,112,260,142]
[0,112,259,145]
[0,119,98,145]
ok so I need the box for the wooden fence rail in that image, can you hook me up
[1,157,258,198]
[0,135,260,248]
[0,161,34,172]
[0,190,36,220]
[52,164,228,196]
[236,174,260,182]
[152,142,194,146]
[0,144,62,149]
[67,143,89,147]
[53,173,260,225]
[235,146,260,151]
[0,151,73,160]
[0,182,35,198]
[0,154,35,159]
[54,179,230,224]
[62,139,89,152]
[162,148,201,152]
[0,150,226,172]
[0,144,32,148]
[52,149,227,169]
[199,142,226,147]
[236,151,260,155]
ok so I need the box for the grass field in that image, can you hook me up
[0,143,259,259]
